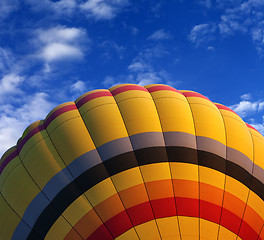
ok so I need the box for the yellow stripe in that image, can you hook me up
[1,155,40,217]
[184,94,226,145]
[114,93,162,135]
[0,194,21,240]
[149,91,196,135]
[47,111,96,166]
[218,108,253,161]
[81,101,128,147]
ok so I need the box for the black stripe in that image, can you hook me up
[26,146,260,239]
[167,146,198,164]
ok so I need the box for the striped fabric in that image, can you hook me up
[0,84,263,240]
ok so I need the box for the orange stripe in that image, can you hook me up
[65,179,263,239]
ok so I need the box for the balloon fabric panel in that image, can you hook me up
[0,84,264,240]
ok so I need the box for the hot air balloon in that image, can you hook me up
[0,84,263,240]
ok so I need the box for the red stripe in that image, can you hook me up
[45,104,77,127]
[18,105,78,153]
[152,197,177,218]
[87,197,261,240]
[220,207,242,235]
[176,197,199,217]
[246,123,261,135]
[181,91,211,101]
[85,224,113,240]
[126,201,154,226]
[0,150,18,174]
[17,124,45,153]
[147,85,184,95]
[111,85,148,96]
[1,104,78,174]
[215,103,239,116]
[76,91,112,108]
[104,210,133,238]
[239,220,260,240]
[200,200,221,223]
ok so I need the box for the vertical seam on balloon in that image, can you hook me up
[145,86,183,240]
[42,119,87,240]
[21,123,84,240]
[17,141,78,240]
[109,87,163,240]
[179,91,200,240]
[0,159,21,193]
[0,148,39,240]
[257,222,264,240]
[109,90,158,240]
[214,104,228,240]
[236,127,255,240]
[75,97,137,240]
[72,101,115,240]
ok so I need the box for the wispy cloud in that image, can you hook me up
[0,0,19,20]
[80,0,129,20]
[0,48,16,74]
[99,40,125,60]
[71,80,87,93]
[190,0,264,53]
[148,29,172,40]
[25,0,77,16]
[103,45,180,88]
[240,93,251,101]
[128,62,148,72]
[189,23,217,47]
[199,0,212,8]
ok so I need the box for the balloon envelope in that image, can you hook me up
[0,84,263,240]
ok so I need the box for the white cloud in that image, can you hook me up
[35,26,87,63]
[207,46,215,51]
[0,92,55,158]
[80,0,129,20]
[251,123,264,135]
[229,93,264,118]
[189,23,217,46]
[128,62,147,72]
[136,72,162,86]
[71,80,87,92]
[37,27,85,44]
[41,43,83,62]
[240,93,251,100]
[0,74,24,98]
[148,29,172,40]
[230,100,258,117]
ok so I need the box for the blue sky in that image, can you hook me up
[1,0,264,157]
